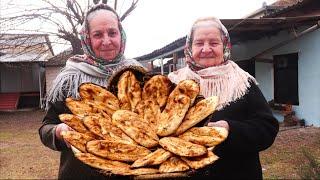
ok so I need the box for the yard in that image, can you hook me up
[0,110,319,179]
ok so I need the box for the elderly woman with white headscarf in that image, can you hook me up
[168,17,279,179]
[39,4,143,179]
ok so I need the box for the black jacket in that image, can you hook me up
[192,82,279,179]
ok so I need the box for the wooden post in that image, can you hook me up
[160,58,164,75]
[173,52,177,71]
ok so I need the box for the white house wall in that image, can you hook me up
[232,28,320,127]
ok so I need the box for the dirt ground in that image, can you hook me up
[0,110,319,179]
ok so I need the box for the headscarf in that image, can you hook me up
[72,3,127,73]
[168,17,257,111]
[44,4,144,109]
[185,17,232,71]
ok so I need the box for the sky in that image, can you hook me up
[1,0,277,58]
[121,0,277,58]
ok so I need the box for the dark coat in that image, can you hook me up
[192,82,279,179]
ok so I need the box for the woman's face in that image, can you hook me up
[191,21,224,67]
[89,10,121,61]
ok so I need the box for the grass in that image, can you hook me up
[0,110,319,179]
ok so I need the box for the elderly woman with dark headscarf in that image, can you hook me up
[39,4,143,179]
[168,17,279,179]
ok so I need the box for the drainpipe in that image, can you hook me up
[253,20,320,59]
[160,58,164,75]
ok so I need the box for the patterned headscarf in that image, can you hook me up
[185,17,232,71]
[73,3,126,71]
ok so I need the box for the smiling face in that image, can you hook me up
[191,21,224,67]
[89,10,121,61]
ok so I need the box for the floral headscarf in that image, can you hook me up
[185,17,232,71]
[74,4,126,71]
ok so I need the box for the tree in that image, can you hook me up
[0,0,139,57]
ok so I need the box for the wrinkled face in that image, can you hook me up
[89,10,121,61]
[191,21,224,67]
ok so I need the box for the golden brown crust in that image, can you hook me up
[159,137,207,157]
[86,140,151,162]
[181,151,219,169]
[61,131,94,152]
[83,115,104,139]
[175,96,219,135]
[159,156,190,173]
[142,75,172,108]
[178,126,228,147]
[169,79,200,105]
[65,98,93,117]
[133,99,161,132]
[75,152,131,172]
[131,148,173,168]
[58,114,96,139]
[157,94,191,136]
[117,71,142,111]
[112,110,159,148]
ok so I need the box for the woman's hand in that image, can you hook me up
[55,123,72,147]
[207,120,230,131]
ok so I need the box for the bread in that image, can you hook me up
[175,96,219,135]
[178,126,228,147]
[112,110,159,148]
[131,148,173,168]
[61,130,94,152]
[58,114,95,138]
[117,71,142,111]
[133,99,161,132]
[75,152,130,173]
[142,75,172,108]
[159,156,190,173]
[159,137,207,157]
[181,151,219,169]
[86,140,151,162]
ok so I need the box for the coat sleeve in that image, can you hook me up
[38,101,70,151]
[215,83,279,155]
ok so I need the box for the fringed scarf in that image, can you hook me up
[44,4,144,109]
[168,61,257,110]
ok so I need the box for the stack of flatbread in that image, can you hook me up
[60,70,228,177]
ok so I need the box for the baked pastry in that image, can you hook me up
[159,137,207,157]
[159,156,190,173]
[86,140,151,162]
[181,150,219,169]
[133,99,161,132]
[112,110,159,148]
[142,75,172,108]
[61,130,94,152]
[131,148,172,168]
[178,126,228,147]
[175,96,219,135]
[117,71,142,111]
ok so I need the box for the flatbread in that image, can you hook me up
[61,130,94,152]
[159,156,190,173]
[112,110,159,148]
[142,75,172,108]
[75,152,130,172]
[157,94,191,136]
[117,71,142,111]
[178,126,228,147]
[58,114,96,138]
[86,140,151,162]
[131,148,173,168]
[181,151,219,169]
[159,137,207,157]
[133,99,161,132]
[175,96,219,135]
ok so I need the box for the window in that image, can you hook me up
[273,53,299,105]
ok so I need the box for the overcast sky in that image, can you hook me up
[1,0,277,58]
[122,0,277,58]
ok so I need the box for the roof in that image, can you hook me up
[0,33,54,62]
[135,15,320,62]
[45,48,73,67]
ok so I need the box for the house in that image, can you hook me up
[0,33,54,110]
[134,0,320,126]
